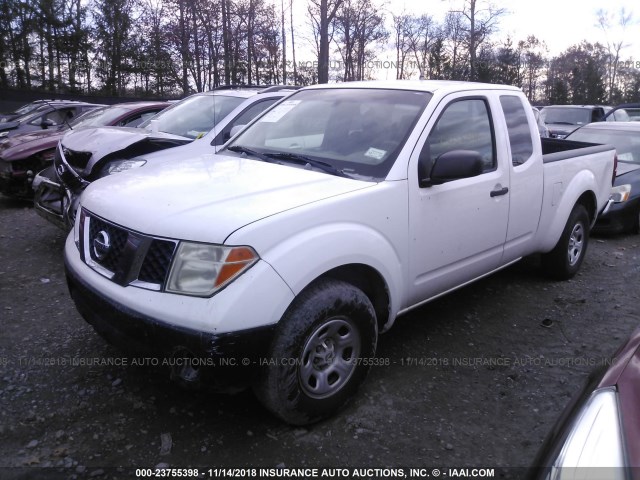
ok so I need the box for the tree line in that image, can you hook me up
[1,0,638,104]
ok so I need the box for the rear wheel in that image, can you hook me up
[542,204,590,280]
[254,279,377,425]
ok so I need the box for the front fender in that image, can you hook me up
[258,223,405,329]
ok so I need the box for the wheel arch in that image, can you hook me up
[315,263,391,333]
[575,190,597,228]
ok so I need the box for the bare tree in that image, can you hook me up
[334,0,386,81]
[447,0,506,80]
[406,14,436,79]
[443,10,465,79]
[518,35,547,102]
[308,0,344,83]
[392,13,412,79]
[289,0,297,83]
[597,7,634,103]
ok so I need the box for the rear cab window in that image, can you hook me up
[499,95,534,166]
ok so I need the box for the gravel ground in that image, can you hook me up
[1,196,639,479]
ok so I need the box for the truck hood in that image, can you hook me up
[81,153,374,243]
[61,126,190,165]
[0,129,65,161]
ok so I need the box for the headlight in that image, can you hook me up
[166,243,258,297]
[74,207,86,250]
[611,184,631,203]
[548,387,625,479]
[101,158,146,176]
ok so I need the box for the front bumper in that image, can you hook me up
[594,198,640,235]
[65,254,277,385]
[64,225,296,385]
[33,174,68,230]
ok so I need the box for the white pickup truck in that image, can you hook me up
[64,81,616,425]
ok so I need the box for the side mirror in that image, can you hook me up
[420,150,484,187]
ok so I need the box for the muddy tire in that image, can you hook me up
[254,279,377,425]
[542,204,590,280]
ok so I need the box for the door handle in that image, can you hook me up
[490,186,509,197]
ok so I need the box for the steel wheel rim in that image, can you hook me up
[299,318,360,399]
[567,223,585,266]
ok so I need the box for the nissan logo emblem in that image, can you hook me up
[93,230,111,260]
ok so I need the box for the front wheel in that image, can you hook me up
[254,279,377,425]
[541,204,590,280]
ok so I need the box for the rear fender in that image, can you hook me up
[537,170,598,252]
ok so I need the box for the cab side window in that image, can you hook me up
[419,98,496,178]
[499,95,534,166]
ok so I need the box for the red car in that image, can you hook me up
[530,325,640,478]
[0,101,169,198]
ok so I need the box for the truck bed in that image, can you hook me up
[542,137,614,163]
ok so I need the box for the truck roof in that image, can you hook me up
[303,80,523,95]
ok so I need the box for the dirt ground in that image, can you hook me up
[1,195,639,479]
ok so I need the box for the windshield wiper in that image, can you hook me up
[226,145,277,164]
[549,121,576,125]
[263,151,350,178]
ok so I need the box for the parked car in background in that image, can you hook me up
[529,324,640,478]
[0,99,57,123]
[566,122,640,234]
[35,86,297,229]
[540,105,608,138]
[605,103,640,122]
[0,100,103,140]
[0,102,169,199]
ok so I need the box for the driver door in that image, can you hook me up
[406,94,510,306]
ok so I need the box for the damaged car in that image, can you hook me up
[34,86,297,229]
[0,101,169,199]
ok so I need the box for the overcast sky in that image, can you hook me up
[391,0,639,58]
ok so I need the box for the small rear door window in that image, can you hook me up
[499,95,534,166]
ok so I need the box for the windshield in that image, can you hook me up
[541,107,592,125]
[225,88,432,180]
[568,127,640,163]
[138,94,245,139]
[70,106,131,128]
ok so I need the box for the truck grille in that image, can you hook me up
[81,210,177,290]
[88,215,128,273]
[138,240,177,284]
